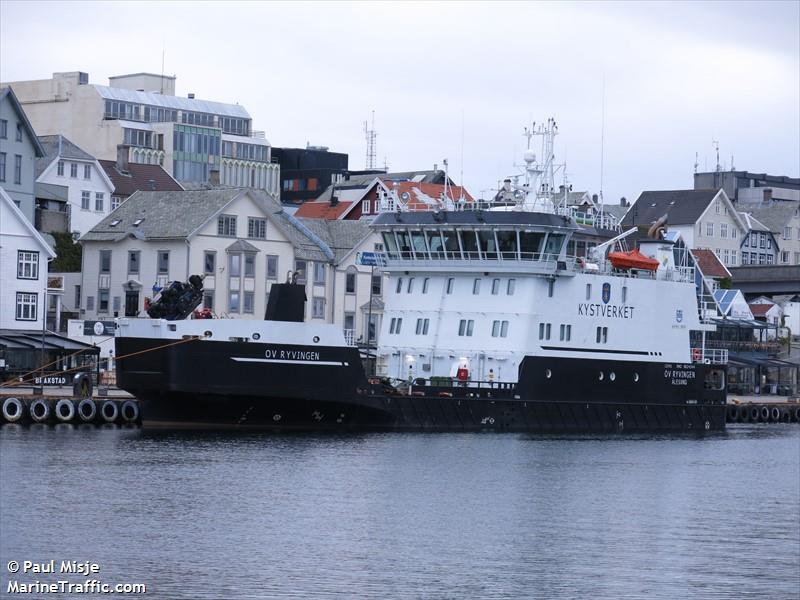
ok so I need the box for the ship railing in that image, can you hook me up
[343,329,356,346]
[691,348,728,365]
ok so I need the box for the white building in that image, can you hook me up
[78,188,382,346]
[2,71,280,195]
[34,135,115,239]
[0,187,56,330]
[623,189,746,267]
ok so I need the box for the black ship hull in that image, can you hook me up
[116,337,727,433]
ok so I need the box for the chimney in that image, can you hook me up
[116,145,129,173]
[330,195,339,207]
[592,193,599,203]
[209,169,220,186]
[188,93,195,99]
[763,188,773,203]
[147,179,157,191]
[620,196,628,207]
[433,163,438,172]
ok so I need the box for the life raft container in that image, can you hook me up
[607,248,659,271]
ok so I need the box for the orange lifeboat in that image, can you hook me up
[607,248,659,271]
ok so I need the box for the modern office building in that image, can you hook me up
[2,71,280,196]
[694,170,800,203]
[272,145,349,205]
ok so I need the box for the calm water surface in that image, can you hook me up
[1,425,798,599]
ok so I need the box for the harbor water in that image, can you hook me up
[1,425,798,599]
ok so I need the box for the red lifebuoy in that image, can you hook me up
[456,367,469,381]
[692,348,701,362]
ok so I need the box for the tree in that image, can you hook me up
[49,232,82,272]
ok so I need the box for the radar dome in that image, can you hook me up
[523,149,537,163]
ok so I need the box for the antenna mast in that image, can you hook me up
[364,111,377,170]
[599,75,605,207]
[712,139,720,172]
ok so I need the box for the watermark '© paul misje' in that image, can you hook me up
[6,560,147,595]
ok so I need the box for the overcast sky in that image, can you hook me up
[2,1,798,203]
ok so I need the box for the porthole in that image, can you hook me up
[633,372,639,382]
[609,372,616,382]
[598,372,604,381]
[545,369,552,379]
[313,336,320,343]
[203,330,212,338]
[252,333,261,340]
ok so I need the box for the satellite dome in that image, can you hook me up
[523,149,537,163]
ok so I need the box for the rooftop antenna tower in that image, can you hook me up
[160,46,165,94]
[694,152,699,174]
[712,139,720,172]
[364,111,377,170]
[599,74,605,208]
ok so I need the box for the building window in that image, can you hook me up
[111,196,123,211]
[98,290,110,313]
[99,250,111,274]
[81,191,90,210]
[723,249,729,264]
[14,154,21,184]
[244,254,255,278]
[311,297,325,319]
[781,251,790,263]
[313,262,326,285]
[741,252,749,265]
[57,160,64,176]
[17,251,39,279]
[372,273,382,295]
[715,201,720,214]
[158,251,169,274]
[346,268,357,294]
[15,122,22,142]
[732,227,737,239]
[95,192,104,211]
[86,295,94,311]
[446,277,454,294]
[204,251,216,274]
[229,291,240,313]
[473,278,481,294]
[622,286,628,304]
[248,217,267,239]
[784,226,792,240]
[0,152,5,182]
[295,260,307,283]
[507,279,515,295]
[266,255,278,279]
[128,250,140,274]
[720,223,728,238]
[344,312,355,331]
[74,285,81,309]
[229,254,241,277]
[0,119,6,138]
[706,223,713,236]
[70,163,78,178]
[217,215,237,237]
[15,292,37,321]
[244,291,255,314]
[491,278,500,295]
[113,296,121,312]
[84,164,91,179]
[203,291,214,310]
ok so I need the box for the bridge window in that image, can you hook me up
[396,231,412,258]
[497,230,518,259]
[410,230,428,257]
[441,229,461,259]
[478,230,498,260]
[520,231,546,260]
[426,230,445,259]
[382,232,399,257]
[459,230,480,259]
[543,233,565,259]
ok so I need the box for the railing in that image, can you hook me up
[691,348,728,364]
[343,329,356,346]
[703,339,783,355]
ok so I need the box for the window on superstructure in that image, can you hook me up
[382,232,399,258]
[548,280,554,297]
[15,122,22,142]
[539,323,545,340]
[396,278,403,294]
[715,201,720,214]
[492,321,500,337]
[56,160,64,176]
[422,278,429,294]
[622,286,628,304]
[410,231,427,258]
[491,279,500,295]
[565,325,571,341]
[446,278,454,294]
[459,230,480,259]
[497,231,518,259]
[732,227,737,239]
[596,326,608,344]
[95,192,104,212]
[426,230,445,259]
[441,230,461,259]
[545,323,551,340]
[543,234,565,260]
[70,163,78,178]
[586,284,592,300]
[520,231,546,260]
[396,231,412,259]
[407,277,414,293]
[507,279,516,295]
[500,321,508,337]
[473,278,481,294]
[560,324,566,341]
[478,230,498,259]
[395,318,402,334]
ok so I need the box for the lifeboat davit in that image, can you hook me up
[607,248,659,271]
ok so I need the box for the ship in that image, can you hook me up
[114,120,728,432]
